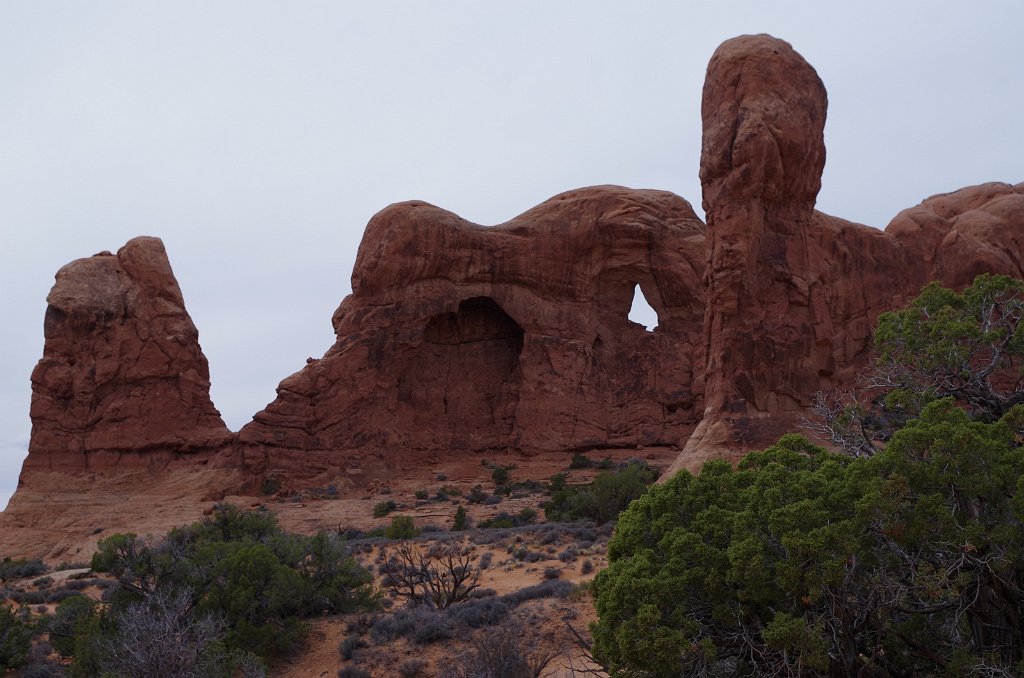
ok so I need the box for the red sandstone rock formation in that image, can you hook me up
[4,34,1023,552]
[24,237,231,473]
[668,35,1024,474]
[235,186,707,480]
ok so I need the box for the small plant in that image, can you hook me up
[580,559,594,575]
[339,633,365,660]
[543,567,561,580]
[569,452,594,469]
[453,619,557,678]
[549,472,568,492]
[260,477,281,496]
[491,466,511,487]
[452,506,470,531]
[0,558,47,582]
[479,513,515,529]
[372,500,397,518]
[414,489,429,500]
[381,542,481,609]
[398,658,428,676]
[385,515,417,540]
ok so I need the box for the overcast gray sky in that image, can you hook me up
[2,1,1021,511]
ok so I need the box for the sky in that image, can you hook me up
[1,1,1021,512]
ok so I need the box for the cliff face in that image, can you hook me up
[4,35,1024,552]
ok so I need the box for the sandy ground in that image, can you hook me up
[0,445,676,677]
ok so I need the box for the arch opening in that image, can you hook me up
[627,283,659,332]
[399,297,523,448]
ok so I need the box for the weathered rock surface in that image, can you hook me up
[24,237,231,472]
[4,34,1024,558]
[234,186,708,480]
[669,35,1024,474]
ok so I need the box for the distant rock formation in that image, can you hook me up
[5,34,1024,536]
[25,237,231,472]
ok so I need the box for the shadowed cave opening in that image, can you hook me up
[423,297,525,352]
[400,297,523,448]
[627,283,659,331]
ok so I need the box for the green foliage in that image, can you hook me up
[385,515,417,540]
[874,273,1024,421]
[543,461,658,524]
[47,594,96,657]
[569,452,595,469]
[200,543,309,657]
[299,531,376,615]
[452,506,470,531]
[373,500,397,518]
[491,466,511,487]
[477,513,515,529]
[65,608,112,678]
[0,605,32,671]
[517,507,536,524]
[80,504,376,669]
[593,406,1024,676]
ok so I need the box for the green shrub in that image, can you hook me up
[84,504,375,667]
[593,407,1024,676]
[542,461,657,524]
[372,500,397,518]
[452,506,470,531]
[491,466,510,487]
[0,605,31,671]
[47,594,96,657]
[385,515,417,540]
[414,489,428,500]
[569,452,594,469]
